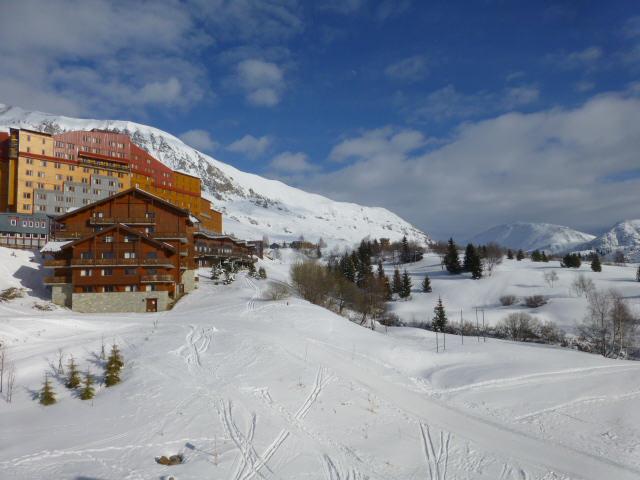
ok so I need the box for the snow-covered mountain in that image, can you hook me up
[584,220,640,262]
[470,222,596,253]
[0,104,430,248]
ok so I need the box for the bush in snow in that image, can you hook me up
[65,356,81,389]
[258,267,267,279]
[524,295,547,308]
[80,371,95,400]
[496,313,539,341]
[0,287,24,302]
[543,270,559,287]
[499,295,517,306]
[561,253,581,268]
[104,344,124,387]
[39,374,56,406]
[263,282,290,301]
[571,274,595,298]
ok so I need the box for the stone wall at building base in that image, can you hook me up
[182,269,197,293]
[51,284,73,307]
[71,291,170,313]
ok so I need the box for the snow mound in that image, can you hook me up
[0,104,431,249]
[470,222,595,253]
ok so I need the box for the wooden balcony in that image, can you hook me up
[70,258,175,267]
[44,276,70,285]
[140,274,174,283]
[44,259,69,268]
[89,217,155,225]
[153,232,189,243]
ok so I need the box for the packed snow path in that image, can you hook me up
[1,268,639,479]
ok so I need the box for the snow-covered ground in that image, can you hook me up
[1,248,640,479]
[389,253,640,333]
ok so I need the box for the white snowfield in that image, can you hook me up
[0,104,430,249]
[1,248,640,479]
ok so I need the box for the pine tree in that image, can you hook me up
[421,274,432,293]
[392,268,402,295]
[39,374,56,406]
[258,267,267,279]
[463,244,476,272]
[507,249,514,260]
[376,260,385,280]
[340,254,356,283]
[66,356,81,389]
[470,253,483,280]
[432,297,447,332]
[400,235,411,263]
[541,251,549,262]
[516,249,525,261]
[383,275,393,301]
[80,370,95,400]
[531,250,541,262]
[590,254,602,272]
[399,270,412,299]
[105,344,123,387]
[637,265,640,282]
[444,238,462,274]
[316,244,322,258]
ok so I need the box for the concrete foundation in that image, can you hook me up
[51,284,73,308]
[71,290,170,313]
[182,269,197,293]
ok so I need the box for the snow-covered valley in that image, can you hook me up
[1,248,639,479]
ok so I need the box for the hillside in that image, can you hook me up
[0,104,430,248]
[470,221,595,253]
[1,248,639,479]
[584,219,640,262]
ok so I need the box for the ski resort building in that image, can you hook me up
[0,127,223,247]
[41,188,258,313]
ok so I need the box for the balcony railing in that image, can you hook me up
[153,232,189,242]
[89,217,156,225]
[44,276,70,285]
[140,274,174,283]
[44,259,68,268]
[70,258,175,267]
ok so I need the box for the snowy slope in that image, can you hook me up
[0,104,430,248]
[1,247,640,479]
[584,219,640,261]
[470,222,595,253]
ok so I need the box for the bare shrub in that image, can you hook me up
[0,288,24,302]
[263,282,290,301]
[524,295,547,308]
[496,312,540,341]
[543,270,559,288]
[571,274,595,298]
[482,242,504,275]
[499,295,517,306]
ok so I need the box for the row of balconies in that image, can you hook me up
[44,274,175,285]
[44,258,190,268]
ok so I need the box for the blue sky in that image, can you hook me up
[1,1,640,239]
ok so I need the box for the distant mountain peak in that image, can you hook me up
[470,222,595,253]
[0,103,431,248]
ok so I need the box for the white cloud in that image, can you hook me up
[227,134,272,158]
[270,151,318,172]
[179,129,218,152]
[409,84,539,121]
[235,59,285,107]
[329,126,426,162]
[0,0,210,116]
[302,92,640,240]
[385,55,428,82]
[548,46,603,70]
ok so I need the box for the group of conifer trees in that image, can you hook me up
[442,239,483,279]
[39,343,124,406]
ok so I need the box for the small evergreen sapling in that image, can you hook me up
[258,267,267,279]
[104,344,124,387]
[421,274,432,293]
[590,254,602,272]
[40,374,56,406]
[80,370,95,400]
[432,297,447,332]
[444,238,462,274]
[66,356,81,389]
[392,268,402,294]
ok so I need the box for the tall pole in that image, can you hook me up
[482,309,486,342]
[460,309,463,345]
[476,307,480,342]
[436,331,439,353]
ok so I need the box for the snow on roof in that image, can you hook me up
[40,240,72,253]
[189,214,200,224]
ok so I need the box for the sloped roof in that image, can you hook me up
[59,224,177,253]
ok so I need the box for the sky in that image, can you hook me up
[1,0,640,240]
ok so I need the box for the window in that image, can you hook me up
[146,251,157,259]
[40,160,47,167]
[55,141,64,148]
[37,193,46,200]
[66,175,73,181]
[55,162,61,169]
[101,268,113,276]
[65,197,73,203]
[55,174,63,181]
[145,211,155,219]
[37,171,45,178]
[93,189,101,195]
[25,170,33,176]
[124,235,137,243]
[67,186,75,192]
[54,206,63,213]
[37,182,44,189]
[123,251,136,259]
[25,158,33,165]
[80,251,93,259]
[26,147,31,153]
[55,195,63,202]
[53,185,61,191]
[145,226,155,234]
[67,143,74,149]
[103,285,115,292]
[82,286,93,293]
[10,219,16,226]
[125,285,139,292]
[145,284,156,292]
[101,252,114,259]
[80,269,92,277]
[22,192,31,199]
[103,236,113,243]
[83,167,90,173]
[22,204,31,211]
[94,178,101,185]
[37,205,46,212]
[28,221,33,227]
[25,181,32,187]
[124,268,136,275]
[68,165,75,171]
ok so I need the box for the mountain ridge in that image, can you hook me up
[0,104,430,248]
